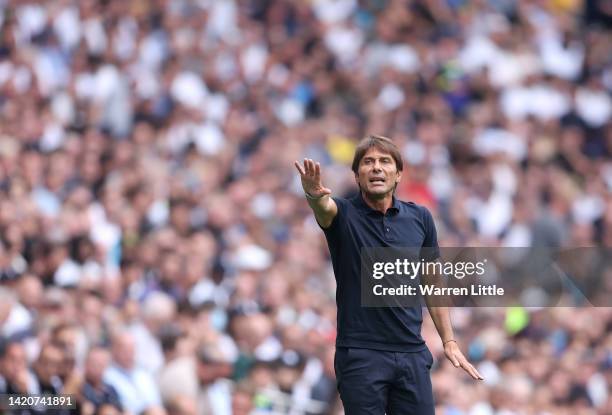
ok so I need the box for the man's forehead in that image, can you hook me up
[362,147,394,159]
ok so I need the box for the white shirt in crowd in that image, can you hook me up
[104,365,161,414]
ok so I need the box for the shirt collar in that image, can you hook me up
[353,192,400,215]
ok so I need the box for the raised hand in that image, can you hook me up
[294,158,332,198]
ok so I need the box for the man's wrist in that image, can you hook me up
[443,339,457,346]
[305,192,327,200]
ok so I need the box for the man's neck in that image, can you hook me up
[362,192,393,214]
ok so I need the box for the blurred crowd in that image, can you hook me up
[0,0,610,414]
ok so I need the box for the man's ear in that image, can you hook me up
[396,170,403,184]
[354,172,362,191]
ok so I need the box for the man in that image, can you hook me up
[294,135,482,414]
[0,340,35,395]
[33,343,64,395]
[103,331,161,414]
[0,340,39,415]
[31,343,74,415]
[80,346,122,413]
[157,324,198,408]
[196,342,234,415]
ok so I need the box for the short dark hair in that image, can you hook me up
[351,135,403,174]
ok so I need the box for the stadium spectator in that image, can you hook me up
[104,331,161,414]
[196,342,235,415]
[0,340,37,394]
[32,342,64,394]
[80,346,122,414]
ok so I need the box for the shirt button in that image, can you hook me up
[386,227,390,232]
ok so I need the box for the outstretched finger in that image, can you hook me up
[307,159,316,177]
[469,364,484,380]
[461,360,483,380]
[294,160,305,175]
[304,158,312,176]
[468,366,482,380]
[314,162,322,181]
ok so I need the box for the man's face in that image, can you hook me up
[355,147,402,197]
[85,348,110,383]
[35,346,63,382]
[112,334,135,370]
[2,343,27,380]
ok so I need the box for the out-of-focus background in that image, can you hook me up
[0,0,610,414]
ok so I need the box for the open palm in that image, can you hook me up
[294,158,331,198]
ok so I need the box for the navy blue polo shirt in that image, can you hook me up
[321,192,440,352]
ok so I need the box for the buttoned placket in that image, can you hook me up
[382,210,394,238]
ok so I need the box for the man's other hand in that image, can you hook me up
[444,340,484,380]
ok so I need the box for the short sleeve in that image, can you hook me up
[319,196,347,235]
[420,206,440,261]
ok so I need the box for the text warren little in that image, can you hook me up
[373,284,505,296]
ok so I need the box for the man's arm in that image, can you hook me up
[294,158,337,228]
[426,299,483,380]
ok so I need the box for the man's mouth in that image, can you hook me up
[369,177,386,185]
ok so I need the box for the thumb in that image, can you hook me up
[321,187,332,195]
